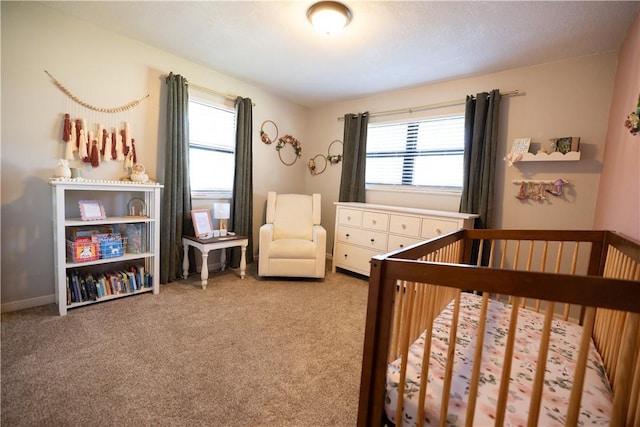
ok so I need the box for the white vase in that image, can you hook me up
[55,160,71,178]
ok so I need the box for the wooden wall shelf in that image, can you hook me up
[516,151,581,162]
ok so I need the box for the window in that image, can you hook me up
[188,97,236,196]
[366,115,464,190]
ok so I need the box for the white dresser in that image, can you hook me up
[332,202,478,276]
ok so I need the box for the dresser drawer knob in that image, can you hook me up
[401,224,406,229]
[399,244,404,248]
[370,238,375,243]
[372,219,377,225]
[347,216,351,221]
[345,233,350,238]
[436,228,442,235]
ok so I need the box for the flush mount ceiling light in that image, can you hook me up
[307,1,352,35]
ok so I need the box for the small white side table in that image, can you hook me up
[182,235,248,289]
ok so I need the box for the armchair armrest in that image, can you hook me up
[259,223,274,276]
[312,224,327,254]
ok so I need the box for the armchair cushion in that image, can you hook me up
[272,194,313,240]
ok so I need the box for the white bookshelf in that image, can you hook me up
[50,179,162,315]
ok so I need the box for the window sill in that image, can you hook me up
[366,185,462,197]
[191,191,232,200]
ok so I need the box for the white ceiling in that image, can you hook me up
[39,1,640,108]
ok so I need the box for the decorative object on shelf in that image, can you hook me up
[260,120,278,144]
[55,159,72,178]
[504,152,523,167]
[326,139,343,164]
[123,223,143,253]
[513,179,571,201]
[191,209,214,239]
[79,200,107,221]
[307,154,327,176]
[276,134,302,165]
[126,197,147,217]
[214,202,231,237]
[70,168,83,179]
[504,137,530,166]
[45,70,149,113]
[548,136,580,154]
[624,94,640,135]
[511,137,531,154]
[129,164,149,183]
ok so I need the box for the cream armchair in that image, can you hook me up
[258,192,326,278]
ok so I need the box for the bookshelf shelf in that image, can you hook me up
[50,180,163,315]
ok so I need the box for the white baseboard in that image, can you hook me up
[2,294,55,313]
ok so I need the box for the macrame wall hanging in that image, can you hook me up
[46,70,150,170]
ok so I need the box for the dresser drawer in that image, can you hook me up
[389,214,421,237]
[334,243,378,276]
[337,208,363,227]
[362,211,389,231]
[421,218,459,239]
[388,234,423,252]
[336,226,387,251]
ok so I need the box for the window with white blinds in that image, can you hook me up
[366,115,465,190]
[188,98,236,196]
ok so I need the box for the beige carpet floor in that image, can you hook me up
[1,264,370,426]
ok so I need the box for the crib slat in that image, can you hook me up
[417,285,438,425]
[389,281,404,361]
[527,301,555,427]
[395,281,417,423]
[465,293,490,427]
[566,306,596,426]
[439,291,462,427]
[535,241,550,313]
[495,298,519,426]
[563,242,580,320]
[610,313,639,426]
[627,342,640,426]
[396,282,415,422]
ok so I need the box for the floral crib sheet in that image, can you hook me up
[385,293,612,427]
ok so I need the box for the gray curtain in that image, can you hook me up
[229,97,253,268]
[459,90,501,230]
[339,112,369,202]
[160,73,192,284]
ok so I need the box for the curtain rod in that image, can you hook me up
[337,89,520,121]
[164,74,255,106]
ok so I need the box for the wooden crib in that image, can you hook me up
[357,229,640,427]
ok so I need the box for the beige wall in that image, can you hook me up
[593,10,640,241]
[307,54,618,252]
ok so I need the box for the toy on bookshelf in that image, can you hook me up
[68,238,99,262]
[125,197,147,218]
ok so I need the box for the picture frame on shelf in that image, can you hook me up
[191,209,214,239]
[79,200,106,221]
[510,137,531,154]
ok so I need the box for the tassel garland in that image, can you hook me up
[60,113,140,168]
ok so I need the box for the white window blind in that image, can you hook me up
[188,99,236,195]
[366,115,465,189]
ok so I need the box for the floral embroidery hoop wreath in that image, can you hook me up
[276,135,302,166]
[326,140,343,164]
[260,120,278,145]
[307,154,327,176]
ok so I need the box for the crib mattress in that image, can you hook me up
[385,293,613,427]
